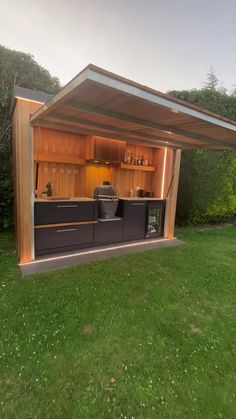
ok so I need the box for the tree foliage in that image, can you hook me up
[0,45,60,231]
[169,88,236,224]
[204,65,219,90]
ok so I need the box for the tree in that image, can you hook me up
[0,45,61,231]
[204,65,218,89]
[231,85,236,97]
[168,88,236,224]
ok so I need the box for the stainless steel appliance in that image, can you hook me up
[93,181,119,219]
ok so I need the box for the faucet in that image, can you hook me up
[46,182,54,197]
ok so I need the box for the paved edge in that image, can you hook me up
[20,239,185,276]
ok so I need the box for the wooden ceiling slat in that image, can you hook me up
[63,100,232,148]
[40,116,195,149]
[45,112,203,148]
[30,65,236,149]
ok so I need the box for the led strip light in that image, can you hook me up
[19,238,169,266]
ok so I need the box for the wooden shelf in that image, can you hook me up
[35,221,98,229]
[34,154,86,165]
[120,163,155,172]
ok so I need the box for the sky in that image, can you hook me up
[0,0,235,92]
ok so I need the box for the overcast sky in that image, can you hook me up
[0,0,235,92]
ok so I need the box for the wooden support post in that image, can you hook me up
[164,149,182,239]
[12,99,41,263]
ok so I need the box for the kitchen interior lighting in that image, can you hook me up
[162,130,172,135]
[161,147,167,199]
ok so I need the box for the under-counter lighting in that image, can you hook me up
[93,160,110,165]
[171,108,179,114]
[162,130,172,135]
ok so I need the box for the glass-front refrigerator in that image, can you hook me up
[145,201,165,238]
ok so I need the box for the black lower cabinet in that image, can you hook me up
[94,219,123,245]
[34,201,98,225]
[118,200,146,241]
[35,224,94,256]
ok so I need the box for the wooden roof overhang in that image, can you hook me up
[30,64,236,150]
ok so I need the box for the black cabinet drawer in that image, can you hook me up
[34,201,98,225]
[35,224,94,254]
[94,219,123,245]
[118,200,146,241]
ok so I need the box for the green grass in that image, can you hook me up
[0,227,236,418]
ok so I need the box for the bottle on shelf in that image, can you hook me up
[141,155,144,165]
[126,151,131,164]
[144,154,149,166]
[130,152,134,164]
[137,155,141,165]
[133,154,137,165]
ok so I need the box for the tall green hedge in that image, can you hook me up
[169,89,236,224]
[0,45,60,231]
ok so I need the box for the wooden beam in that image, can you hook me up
[45,111,199,148]
[164,149,182,239]
[39,119,191,149]
[63,100,234,148]
[12,99,42,263]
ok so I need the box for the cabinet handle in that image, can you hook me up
[57,228,78,233]
[131,203,145,206]
[57,205,78,208]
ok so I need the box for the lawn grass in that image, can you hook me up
[0,226,236,418]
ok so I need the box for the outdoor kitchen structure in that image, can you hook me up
[12,64,236,273]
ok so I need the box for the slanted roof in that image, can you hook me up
[30,64,236,149]
[11,86,53,115]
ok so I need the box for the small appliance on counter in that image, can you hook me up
[93,181,120,220]
[137,189,154,198]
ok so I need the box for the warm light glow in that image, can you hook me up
[19,238,169,266]
[171,109,179,114]
[161,147,168,199]
[15,96,45,105]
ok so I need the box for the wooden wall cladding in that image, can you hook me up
[112,167,152,196]
[34,127,87,162]
[125,144,153,165]
[34,127,164,199]
[35,162,87,197]
[151,148,173,198]
[75,163,113,198]
[76,163,152,198]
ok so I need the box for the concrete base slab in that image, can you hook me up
[20,238,184,276]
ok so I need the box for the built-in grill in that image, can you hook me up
[93,181,119,219]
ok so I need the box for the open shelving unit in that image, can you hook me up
[34,154,86,166]
[120,163,155,172]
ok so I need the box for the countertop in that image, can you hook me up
[35,197,165,203]
[35,197,96,202]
